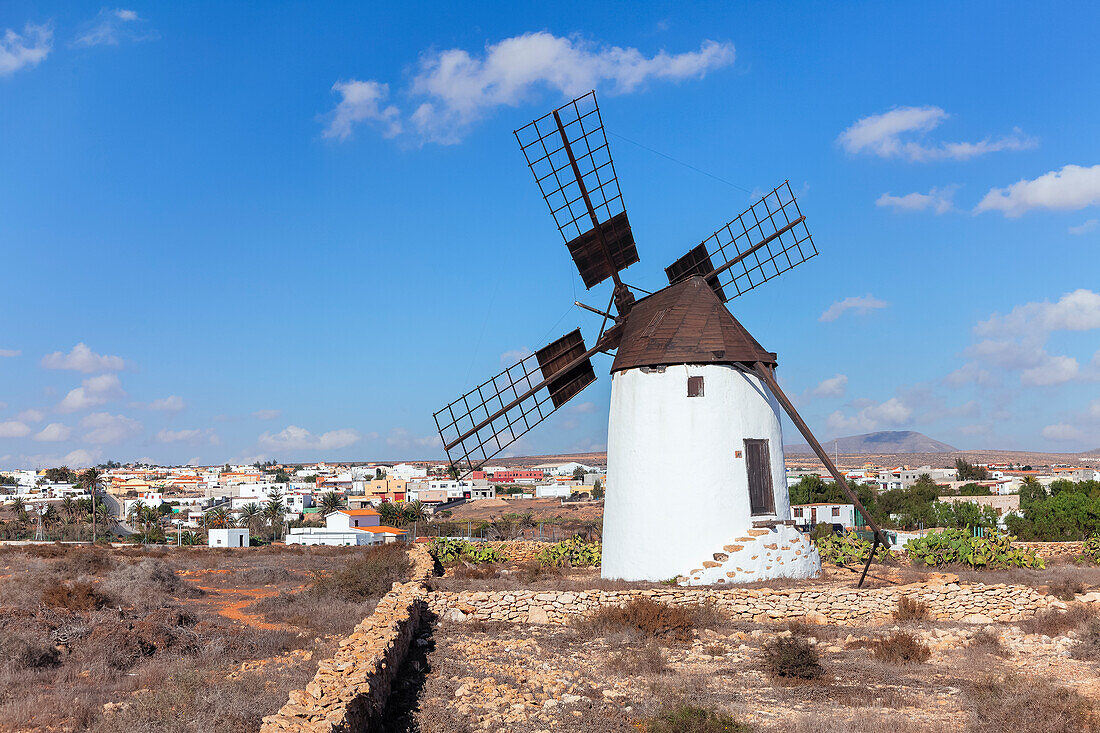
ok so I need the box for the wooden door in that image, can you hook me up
[744,439,776,516]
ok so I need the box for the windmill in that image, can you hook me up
[433,92,888,586]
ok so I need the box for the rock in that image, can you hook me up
[528,607,550,624]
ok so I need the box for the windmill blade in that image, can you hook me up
[665,181,817,303]
[434,328,605,473]
[515,91,638,289]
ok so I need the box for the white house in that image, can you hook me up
[286,508,407,546]
[535,484,573,499]
[390,463,427,480]
[791,503,857,529]
[209,527,249,548]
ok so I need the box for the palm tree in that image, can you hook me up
[402,500,427,525]
[11,497,28,525]
[41,505,60,531]
[127,500,147,526]
[264,496,285,540]
[78,468,102,542]
[239,502,262,532]
[205,507,230,529]
[320,491,343,514]
[378,501,402,526]
[61,496,76,521]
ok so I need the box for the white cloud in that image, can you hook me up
[1021,355,1080,386]
[258,425,362,452]
[943,362,994,388]
[1041,423,1086,442]
[0,22,51,77]
[33,423,71,442]
[876,186,957,214]
[810,374,848,399]
[838,106,1033,162]
[252,409,281,420]
[16,409,45,422]
[500,348,534,366]
[0,421,32,438]
[63,448,100,467]
[41,343,125,373]
[74,8,154,47]
[0,349,21,357]
[571,401,597,413]
[976,164,1100,217]
[385,428,440,450]
[156,428,218,445]
[147,395,184,412]
[1069,219,1098,235]
[963,290,1100,388]
[80,412,141,444]
[958,423,992,436]
[322,80,402,141]
[826,397,912,434]
[977,289,1100,337]
[57,373,125,412]
[819,294,888,322]
[328,33,734,144]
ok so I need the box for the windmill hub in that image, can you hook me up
[434,92,890,587]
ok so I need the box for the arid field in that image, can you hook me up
[0,543,409,732]
[3,543,1100,732]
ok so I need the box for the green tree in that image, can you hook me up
[955,458,989,481]
[378,501,402,526]
[591,479,604,499]
[320,491,344,514]
[402,500,427,525]
[239,503,263,532]
[572,466,586,481]
[958,483,992,496]
[264,492,286,540]
[205,507,231,529]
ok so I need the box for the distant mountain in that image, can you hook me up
[784,430,957,455]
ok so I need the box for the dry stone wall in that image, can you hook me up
[261,544,435,733]
[429,582,1060,626]
[1016,541,1085,558]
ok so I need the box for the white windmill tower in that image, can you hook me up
[434,92,890,586]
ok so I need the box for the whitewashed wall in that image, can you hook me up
[603,364,789,582]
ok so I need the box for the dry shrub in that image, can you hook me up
[574,598,719,642]
[869,631,930,664]
[704,643,725,657]
[101,558,197,609]
[22,543,68,558]
[308,543,411,601]
[762,636,822,679]
[41,579,108,611]
[518,560,564,583]
[1047,578,1085,601]
[608,641,667,675]
[641,704,751,733]
[451,563,502,580]
[66,548,117,575]
[1071,618,1100,662]
[893,596,928,621]
[1019,604,1096,636]
[0,632,61,671]
[965,674,1096,732]
[967,629,1006,656]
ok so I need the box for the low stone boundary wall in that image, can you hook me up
[429,582,1060,626]
[261,545,434,732]
[1016,541,1085,558]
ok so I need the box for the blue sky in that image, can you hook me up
[2,1,1099,467]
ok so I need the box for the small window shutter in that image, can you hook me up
[687,376,704,397]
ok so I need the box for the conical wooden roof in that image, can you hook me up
[610,276,777,373]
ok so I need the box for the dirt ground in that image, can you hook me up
[0,543,401,732]
[399,556,1100,732]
